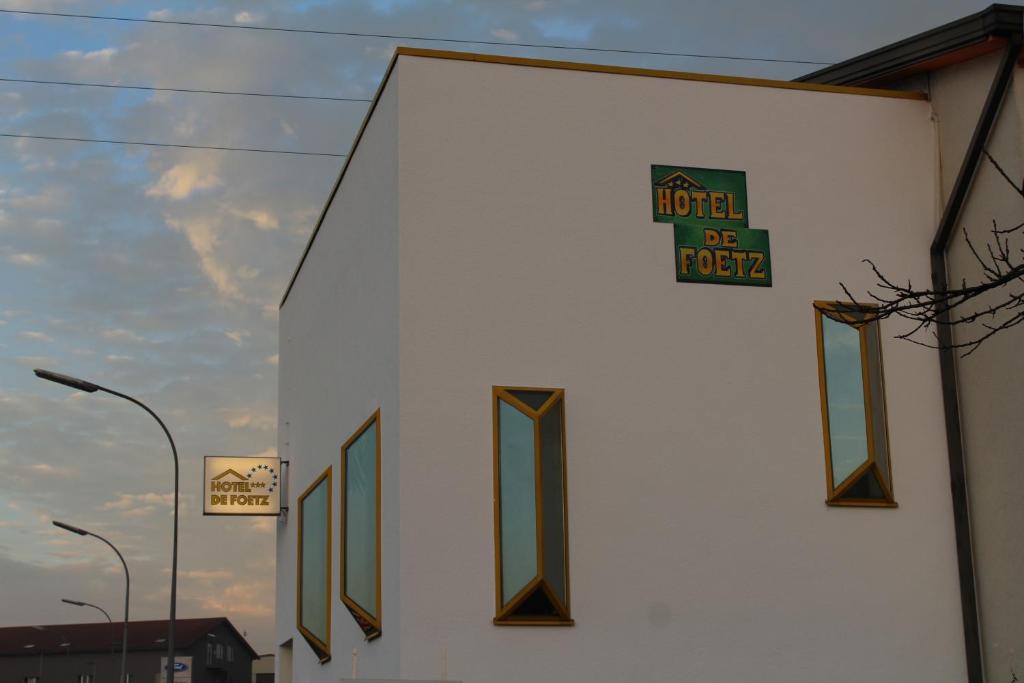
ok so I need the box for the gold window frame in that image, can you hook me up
[296,466,332,661]
[814,301,896,507]
[340,410,382,640]
[492,386,573,626]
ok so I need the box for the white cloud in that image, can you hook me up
[30,463,74,476]
[178,568,234,580]
[19,331,53,343]
[8,253,44,266]
[226,413,275,431]
[224,330,250,345]
[101,492,175,510]
[105,354,134,362]
[102,328,145,343]
[234,11,263,23]
[165,217,241,300]
[491,28,520,41]
[229,207,279,230]
[146,163,222,201]
[6,187,65,210]
[122,506,157,517]
[62,47,119,63]
[200,579,274,616]
[147,9,173,20]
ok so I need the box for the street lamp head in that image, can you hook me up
[33,369,100,393]
[52,520,88,536]
[61,598,86,607]
[33,365,178,683]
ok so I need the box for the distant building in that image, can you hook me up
[0,617,257,683]
[251,654,274,683]
[274,4,1023,682]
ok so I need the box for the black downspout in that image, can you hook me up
[930,41,1020,683]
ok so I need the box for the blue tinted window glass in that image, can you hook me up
[300,475,329,645]
[499,399,537,605]
[822,316,869,485]
[345,422,378,618]
[540,402,566,605]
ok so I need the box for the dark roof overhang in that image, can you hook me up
[798,3,1023,86]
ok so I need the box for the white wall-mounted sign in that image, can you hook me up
[157,656,193,683]
[203,456,282,516]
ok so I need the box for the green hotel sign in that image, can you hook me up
[650,165,772,287]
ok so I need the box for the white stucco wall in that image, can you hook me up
[276,77,400,682]
[393,55,964,683]
[941,63,1024,681]
[277,52,976,683]
[928,51,1005,205]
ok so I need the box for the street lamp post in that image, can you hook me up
[53,521,129,683]
[35,368,179,683]
[63,599,117,665]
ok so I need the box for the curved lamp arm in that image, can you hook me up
[53,521,130,683]
[62,598,113,623]
[37,368,179,683]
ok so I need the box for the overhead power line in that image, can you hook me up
[0,76,373,102]
[0,132,345,157]
[0,8,835,66]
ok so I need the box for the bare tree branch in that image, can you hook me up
[820,151,1024,356]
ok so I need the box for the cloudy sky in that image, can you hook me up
[0,0,995,654]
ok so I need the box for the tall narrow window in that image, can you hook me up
[297,466,331,661]
[814,302,895,506]
[492,387,572,625]
[341,411,381,640]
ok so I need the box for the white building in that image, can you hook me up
[275,6,1023,682]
